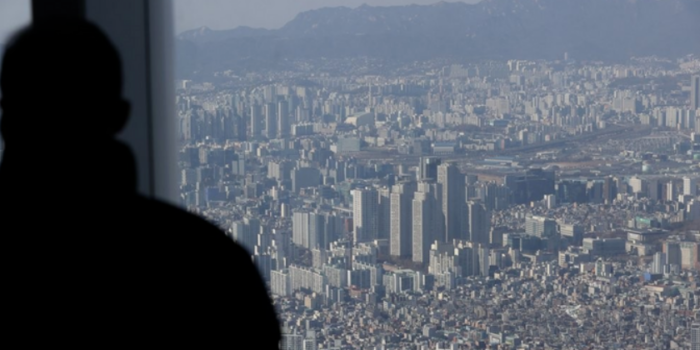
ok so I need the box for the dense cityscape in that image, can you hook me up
[0,0,698,349]
[175,52,700,349]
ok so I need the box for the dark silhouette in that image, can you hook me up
[0,18,281,346]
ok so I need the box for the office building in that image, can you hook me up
[525,216,557,238]
[560,223,584,246]
[507,168,556,204]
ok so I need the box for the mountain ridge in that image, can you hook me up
[175,0,700,78]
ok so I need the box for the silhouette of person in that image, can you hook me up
[0,18,281,347]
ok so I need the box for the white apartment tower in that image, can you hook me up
[413,182,440,264]
[352,187,378,243]
[684,176,697,196]
[390,181,416,258]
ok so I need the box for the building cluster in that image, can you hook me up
[177,55,700,349]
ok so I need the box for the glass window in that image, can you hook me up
[173,1,700,349]
[0,0,31,46]
[0,0,32,157]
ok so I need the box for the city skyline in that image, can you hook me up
[5,1,700,348]
[176,50,700,347]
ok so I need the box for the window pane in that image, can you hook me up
[0,0,31,46]
[174,1,700,349]
[0,0,32,157]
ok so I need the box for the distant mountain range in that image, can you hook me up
[176,0,700,78]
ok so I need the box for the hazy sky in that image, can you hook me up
[174,0,481,34]
[0,0,31,45]
[0,1,482,43]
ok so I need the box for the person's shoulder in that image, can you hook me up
[133,196,227,238]
[132,196,254,260]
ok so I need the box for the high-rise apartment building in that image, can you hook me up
[665,180,675,202]
[691,75,700,110]
[437,163,464,242]
[664,241,682,268]
[264,102,277,139]
[230,216,260,254]
[478,244,491,277]
[378,187,391,240]
[684,177,697,196]
[293,211,329,250]
[390,181,416,258]
[629,177,645,194]
[413,182,440,264]
[249,104,262,138]
[467,201,491,245]
[277,99,290,138]
[352,187,378,243]
[602,176,616,204]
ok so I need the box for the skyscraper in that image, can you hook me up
[477,244,490,277]
[264,102,277,139]
[437,163,464,242]
[352,187,378,243]
[684,177,697,196]
[390,181,416,258]
[413,182,440,264]
[250,104,262,138]
[277,99,290,138]
[377,187,391,240]
[602,176,616,204]
[467,201,491,245]
[230,216,260,254]
[665,180,675,202]
[663,241,682,268]
[691,75,700,110]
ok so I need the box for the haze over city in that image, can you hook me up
[174,0,482,33]
[172,0,700,348]
[4,0,699,349]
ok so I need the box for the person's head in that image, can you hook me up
[0,17,130,147]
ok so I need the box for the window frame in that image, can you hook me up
[30,0,178,205]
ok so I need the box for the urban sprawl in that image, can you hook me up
[177,56,700,349]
